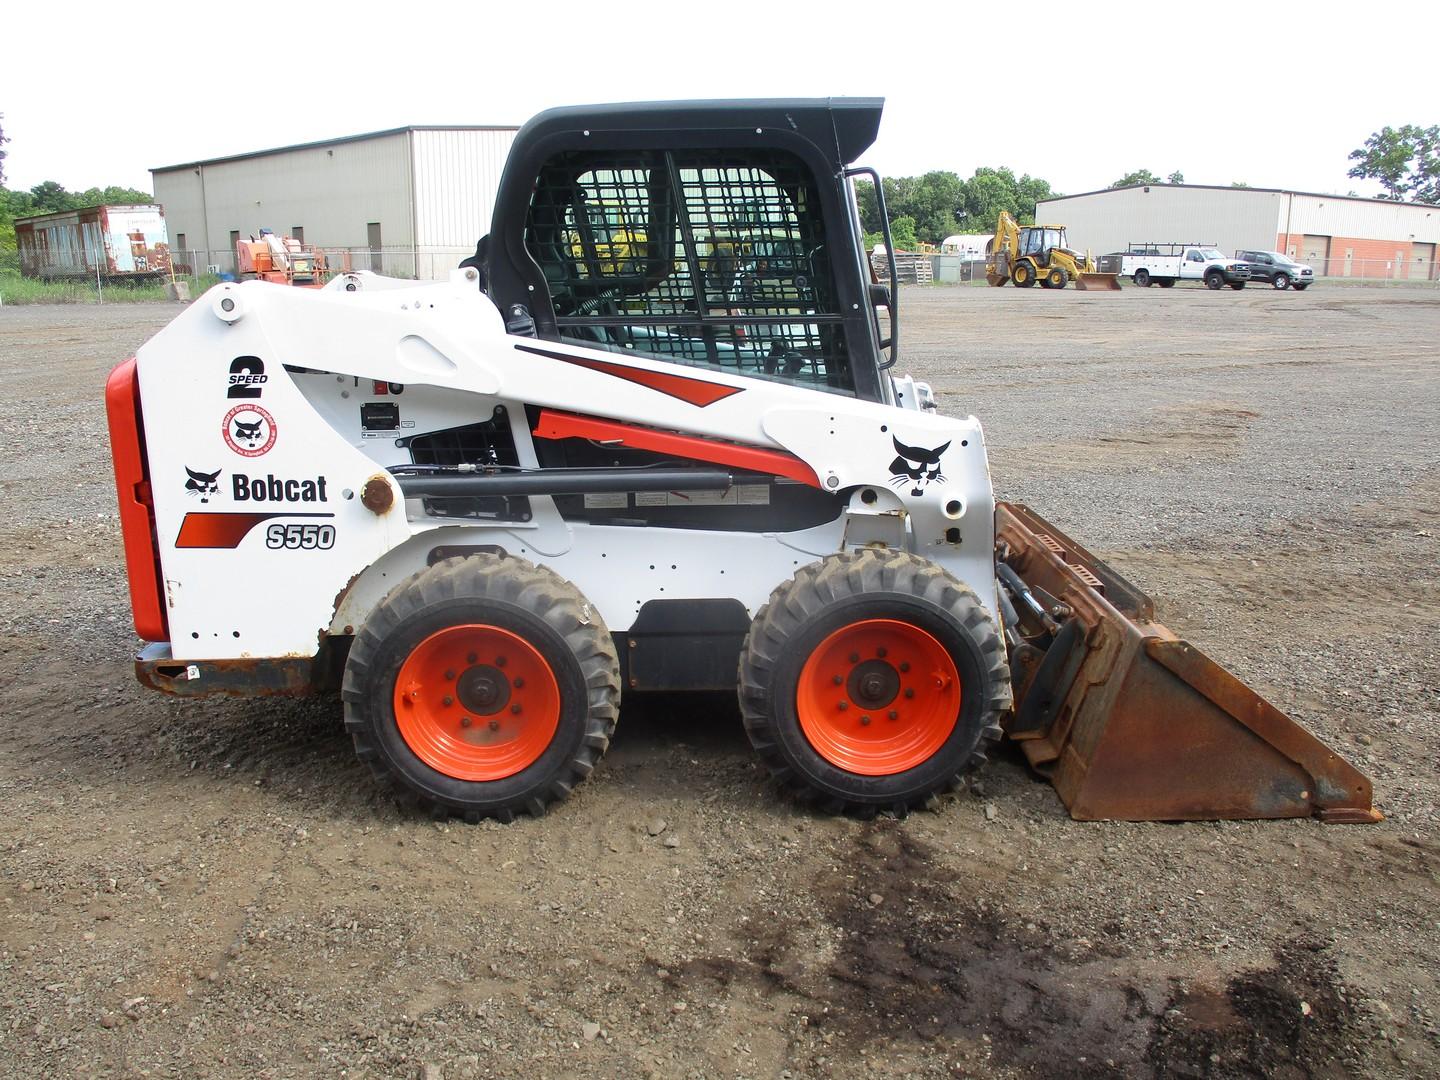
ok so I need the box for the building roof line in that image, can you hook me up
[1039,182,1440,211]
[150,125,520,173]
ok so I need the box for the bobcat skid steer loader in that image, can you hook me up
[105,100,1378,824]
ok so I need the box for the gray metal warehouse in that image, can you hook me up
[1036,185,1440,281]
[151,125,519,281]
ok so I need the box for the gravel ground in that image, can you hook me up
[0,286,1436,1080]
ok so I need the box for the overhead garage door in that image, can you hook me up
[1412,242,1436,281]
[1302,235,1331,276]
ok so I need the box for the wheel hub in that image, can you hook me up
[848,659,899,709]
[457,664,510,715]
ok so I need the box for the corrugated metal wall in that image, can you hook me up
[1284,194,1440,243]
[153,132,414,263]
[1035,187,1285,255]
[411,129,518,279]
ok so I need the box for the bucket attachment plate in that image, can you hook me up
[1074,272,1122,291]
[995,502,1379,824]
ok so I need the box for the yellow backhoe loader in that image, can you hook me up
[987,211,1121,291]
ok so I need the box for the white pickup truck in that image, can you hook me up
[1120,245,1252,290]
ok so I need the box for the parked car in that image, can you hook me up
[1235,250,1314,290]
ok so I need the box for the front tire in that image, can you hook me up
[738,550,1009,815]
[1157,278,1175,288]
[343,554,620,821]
[1229,281,1246,290]
[1293,283,1310,291]
[1273,273,1291,290]
[1047,268,1067,288]
[1205,271,1225,290]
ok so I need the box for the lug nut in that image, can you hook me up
[876,647,887,658]
[899,662,910,673]
[466,652,477,664]
[848,652,860,664]
[460,716,472,728]
[511,703,522,715]
[444,669,455,680]
[904,688,915,699]
[837,701,848,711]
[489,719,500,732]
[495,656,507,668]
[513,677,524,688]
[888,710,899,721]
[860,715,871,726]
[832,675,843,685]
[442,695,454,707]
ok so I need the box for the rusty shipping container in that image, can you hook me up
[14,204,170,280]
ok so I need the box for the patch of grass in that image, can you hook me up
[0,273,220,305]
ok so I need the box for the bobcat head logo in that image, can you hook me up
[232,416,266,449]
[185,466,221,503]
[889,436,950,497]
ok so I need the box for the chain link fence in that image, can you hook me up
[167,247,476,282]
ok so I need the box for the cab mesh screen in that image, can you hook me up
[525,149,853,394]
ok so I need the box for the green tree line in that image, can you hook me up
[853,167,1058,249]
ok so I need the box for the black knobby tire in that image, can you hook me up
[1205,271,1225,290]
[737,550,1009,816]
[1048,268,1067,289]
[342,554,620,822]
[1229,281,1246,290]
[1134,269,1151,287]
[1157,278,1175,288]
[1013,264,1035,288]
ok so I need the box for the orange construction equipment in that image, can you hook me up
[235,230,329,287]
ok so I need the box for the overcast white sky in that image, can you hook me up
[3,1,1435,200]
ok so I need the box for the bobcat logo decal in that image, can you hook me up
[888,436,950,497]
[184,466,222,503]
[222,403,277,457]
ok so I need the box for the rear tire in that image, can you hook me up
[1013,263,1035,288]
[738,550,1009,816]
[1205,271,1225,290]
[343,554,620,821]
[1134,269,1151,287]
[1157,278,1175,288]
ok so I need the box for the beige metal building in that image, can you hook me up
[152,125,519,280]
[1037,185,1440,280]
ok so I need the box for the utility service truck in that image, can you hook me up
[1121,244,1251,289]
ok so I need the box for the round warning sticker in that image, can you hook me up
[223,403,277,457]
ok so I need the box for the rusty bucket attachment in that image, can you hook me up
[1074,272,1122,291]
[994,502,1379,824]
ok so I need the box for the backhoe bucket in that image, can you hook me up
[1074,272,1122,291]
[994,502,1379,824]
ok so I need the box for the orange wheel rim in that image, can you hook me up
[796,618,960,776]
[393,624,560,781]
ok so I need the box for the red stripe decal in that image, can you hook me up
[532,410,821,489]
[516,345,743,407]
[176,513,332,549]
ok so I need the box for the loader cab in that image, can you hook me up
[1020,226,1067,265]
[482,99,891,403]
